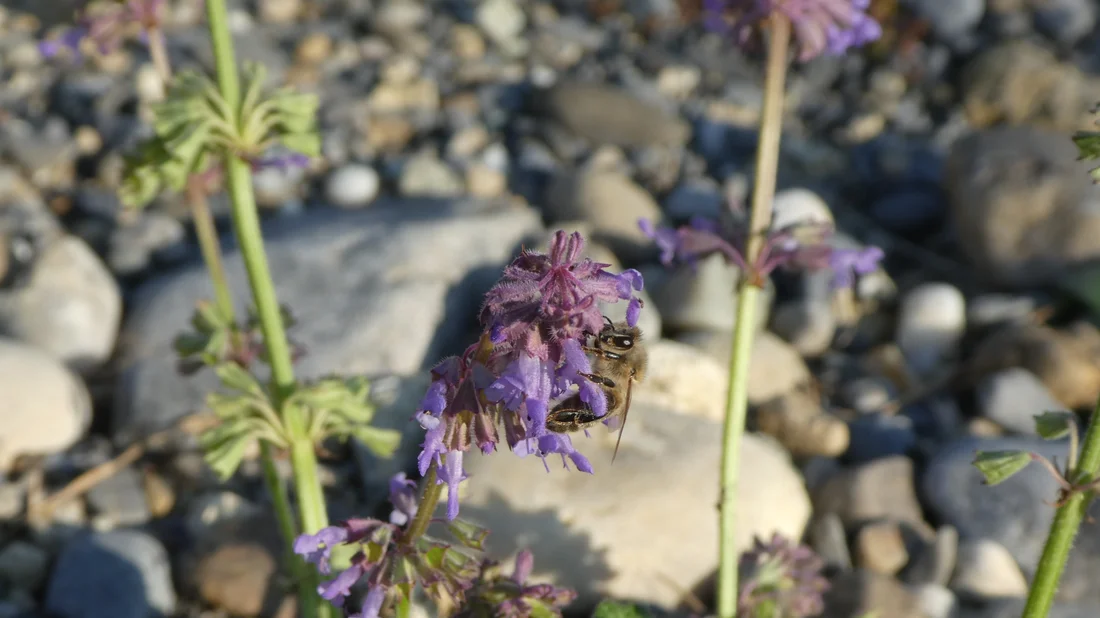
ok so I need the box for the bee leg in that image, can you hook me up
[580,372,616,388]
[547,391,621,433]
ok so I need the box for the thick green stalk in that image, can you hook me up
[716,14,791,618]
[151,25,301,592]
[201,2,331,617]
[1021,400,1100,618]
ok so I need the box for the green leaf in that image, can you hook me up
[350,426,402,459]
[279,132,321,158]
[592,601,652,618]
[1034,411,1075,440]
[214,363,265,397]
[446,519,490,551]
[200,422,254,480]
[973,450,1033,486]
[1074,127,1100,183]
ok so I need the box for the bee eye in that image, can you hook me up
[614,336,634,348]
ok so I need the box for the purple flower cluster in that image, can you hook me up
[38,0,164,59]
[703,0,881,61]
[738,533,830,618]
[416,231,645,520]
[294,474,574,618]
[639,216,883,290]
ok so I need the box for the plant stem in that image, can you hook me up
[185,178,235,320]
[1021,399,1100,618]
[716,14,791,618]
[403,460,442,547]
[202,1,331,617]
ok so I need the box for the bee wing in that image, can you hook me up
[611,376,633,464]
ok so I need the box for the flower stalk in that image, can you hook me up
[143,10,304,599]
[718,13,791,618]
[200,0,331,616]
[1021,398,1100,618]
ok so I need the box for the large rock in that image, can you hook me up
[534,82,690,148]
[440,415,811,611]
[946,126,1100,287]
[45,530,177,618]
[0,234,121,373]
[0,338,92,472]
[922,436,1100,604]
[113,199,541,443]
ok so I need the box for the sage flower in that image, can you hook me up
[639,216,883,290]
[414,230,646,520]
[738,533,829,618]
[703,0,882,61]
[39,0,165,59]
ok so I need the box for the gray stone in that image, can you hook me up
[921,436,1100,603]
[113,199,540,443]
[442,418,810,610]
[107,212,187,277]
[398,152,464,198]
[0,541,49,591]
[0,339,91,473]
[45,530,176,618]
[0,235,121,373]
[770,271,836,358]
[901,0,985,38]
[651,254,772,333]
[663,178,724,220]
[85,466,151,528]
[543,169,663,264]
[977,367,1069,435]
[1030,0,1096,45]
[951,538,1028,599]
[813,456,929,533]
[534,82,690,148]
[351,373,434,510]
[947,125,1100,287]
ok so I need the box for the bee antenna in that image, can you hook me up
[603,315,613,328]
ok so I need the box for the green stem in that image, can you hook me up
[1021,400,1100,618]
[202,1,330,617]
[185,178,235,321]
[145,19,306,611]
[403,460,442,547]
[716,14,791,618]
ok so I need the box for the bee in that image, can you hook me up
[546,317,648,462]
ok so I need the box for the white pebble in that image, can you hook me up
[769,188,834,231]
[325,163,381,209]
[896,282,966,377]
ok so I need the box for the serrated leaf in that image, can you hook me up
[973,450,1033,486]
[1034,411,1075,440]
[214,363,265,397]
[205,391,256,420]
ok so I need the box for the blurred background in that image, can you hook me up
[1,0,1100,617]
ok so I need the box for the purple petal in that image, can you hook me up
[626,297,642,328]
[438,450,468,521]
[387,472,418,526]
[512,550,535,585]
[350,586,387,618]
[293,526,349,575]
[319,563,365,603]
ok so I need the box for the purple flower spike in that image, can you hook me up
[828,245,884,289]
[252,151,312,172]
[350,586,386,618]
[703,0,881,62]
